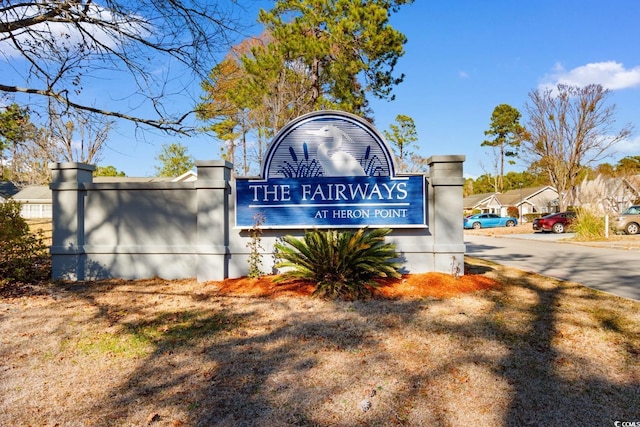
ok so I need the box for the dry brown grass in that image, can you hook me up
[464,222,535,236]
[1,258,638,426]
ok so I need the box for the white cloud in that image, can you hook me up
[539,61,640,91]
[0,4,148,60]
[615,134,640,155]
[458,71,469,78]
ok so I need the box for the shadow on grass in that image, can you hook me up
[492,275,638,425]
[464,260,494,275]
[63,267,639,426]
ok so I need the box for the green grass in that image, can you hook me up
[60,310,239,358]
[62,331,152,359]
[122,310,238,350]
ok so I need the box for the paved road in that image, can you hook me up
[465,233,640,301]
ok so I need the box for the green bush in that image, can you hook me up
[274,227,401,300]
[572,208,606,241]
[0,200,50,285]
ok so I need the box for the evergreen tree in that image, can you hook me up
[0,104,34,180]
[256,0,413,116]
[616,156,640,175]
[481,104,525,192]
[154,143,195,177]
[383,114,420,172]
[94,166,126,177]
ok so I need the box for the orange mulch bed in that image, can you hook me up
[209,273,499,299]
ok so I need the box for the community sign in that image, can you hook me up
[235,111,426,229]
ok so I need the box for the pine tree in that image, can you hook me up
[154,143,195,177]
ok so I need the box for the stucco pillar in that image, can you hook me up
[49,162,95,280]
[195,160,232,281]
[428,155,466,274]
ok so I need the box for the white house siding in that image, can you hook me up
[11,185,53,219]
[526,188,558,214]
[20,203,53,219]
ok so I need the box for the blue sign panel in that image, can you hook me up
[236,176,425,228]
[235,111,426,228]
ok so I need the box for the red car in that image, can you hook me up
[532,211,576,233]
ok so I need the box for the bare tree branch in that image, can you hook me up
[0,0,247,134]
[0,82,193,133]
[523,84,634,211]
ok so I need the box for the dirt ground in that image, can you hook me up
[1,257,639,426]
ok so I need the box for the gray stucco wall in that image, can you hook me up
[50,155,465,282]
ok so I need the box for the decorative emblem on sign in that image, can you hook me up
[308,125,367,176]
[236,111,425,229]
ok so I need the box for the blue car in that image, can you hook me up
[464,213,518,229]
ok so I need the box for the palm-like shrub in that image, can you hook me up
[274,227,401,299]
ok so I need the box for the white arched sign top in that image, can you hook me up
[261,111,396,179]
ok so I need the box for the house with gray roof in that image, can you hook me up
[0,181,20,203]
[11,185,53,218]
[464,185,559,221]
[464,176,640,221]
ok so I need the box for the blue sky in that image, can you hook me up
[368,0,640,178]
[5,1,640,179]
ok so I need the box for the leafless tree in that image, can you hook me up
[10,107,110,184]
[522,84,633,211]
[0,0,245,134]
[11,128,55,185]
[478,149,500,193]
[47,103,111,163]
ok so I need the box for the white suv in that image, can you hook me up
[614,205,640,235]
